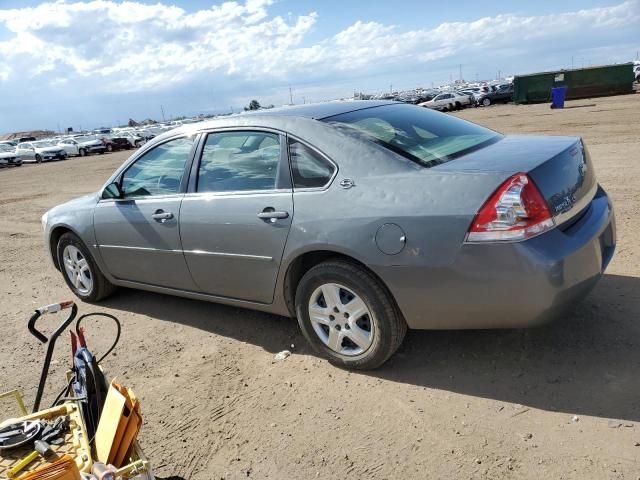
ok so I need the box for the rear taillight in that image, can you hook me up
[466,172,554,243]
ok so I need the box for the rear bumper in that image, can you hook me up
[378,186,616,329]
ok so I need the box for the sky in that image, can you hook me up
[0,0,638,132]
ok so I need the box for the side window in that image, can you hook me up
[197,131,281,193]
[121,136,194,198]
[289,140,335,189]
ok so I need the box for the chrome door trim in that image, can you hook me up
[183,250,273,261]
[98,245,183,253]
[182,188,293,199]
[98,244,273,261]
[97,193,185,204]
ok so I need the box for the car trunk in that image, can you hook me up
[434,135,597,226]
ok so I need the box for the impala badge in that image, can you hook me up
[340,178,355,189]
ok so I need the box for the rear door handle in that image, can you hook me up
[258,209,289,221]
[152,210,174,222]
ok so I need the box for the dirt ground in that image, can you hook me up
[0,94,639,479]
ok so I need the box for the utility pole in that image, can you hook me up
[160,105,166,122]
[390,84,393,93]
[571,56,574,69]
[289,85,293,105]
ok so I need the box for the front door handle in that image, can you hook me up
[258,208,289,221]
[152,210,174,223]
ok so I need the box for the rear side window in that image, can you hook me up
[323,104,501,167]
[288,140,335,189]
[197,131,281,193]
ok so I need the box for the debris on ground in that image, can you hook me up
[273,350,291,362]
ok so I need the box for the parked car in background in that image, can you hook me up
[419,91,471,111]
[134,129,156,141]
[119,131,145,148]
[0,143,22,167]
[42,101,615,369]
[17,136,37,144]
[104,134,133,152]
[17,141,67,163]
[476,83,514,106]
[59,136,106,156]
[0,140,18,148]
[634,63,640,82]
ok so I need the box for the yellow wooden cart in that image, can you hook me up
[0,301,153,479]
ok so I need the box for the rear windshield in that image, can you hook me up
[322,104,501,167]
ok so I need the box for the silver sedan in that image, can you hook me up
[42,101,616,369]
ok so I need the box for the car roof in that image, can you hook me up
[243,100,397,120]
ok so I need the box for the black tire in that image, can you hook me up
[56,232,116,302]
[482,98,491,107]
[295,260,406,370]
[79,148,86,157]
[35,154,42,164]
[455,101,462,110]
[106,144,113,152]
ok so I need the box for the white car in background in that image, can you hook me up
[0,143,22,167]
[58,136,107,156]
[419,91,472,111]
[119,131,146,148]
[16,141,67,163]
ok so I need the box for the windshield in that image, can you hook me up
[33,140,56,147]
[322,104,501,167]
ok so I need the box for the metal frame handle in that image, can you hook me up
[28,301,77,412]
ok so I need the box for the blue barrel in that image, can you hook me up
[551,86,568,109]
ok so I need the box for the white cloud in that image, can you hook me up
[0,0,638,129]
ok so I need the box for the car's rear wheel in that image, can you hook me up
[106,144,113,152]
[57,232,115,302]
[295,260,406,370]
[482,98,491,106]
[79,148,86,157]
[35,154,42,164]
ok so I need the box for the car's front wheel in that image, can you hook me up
[482,98,491,106]
[35,154,42,163]
[295,260,406,370]
[57,232,115,302]
[78,148,86,157]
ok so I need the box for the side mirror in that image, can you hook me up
[102,182,123,199]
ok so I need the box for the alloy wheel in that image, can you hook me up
[308,283,375,356]
[62,245,93,295]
